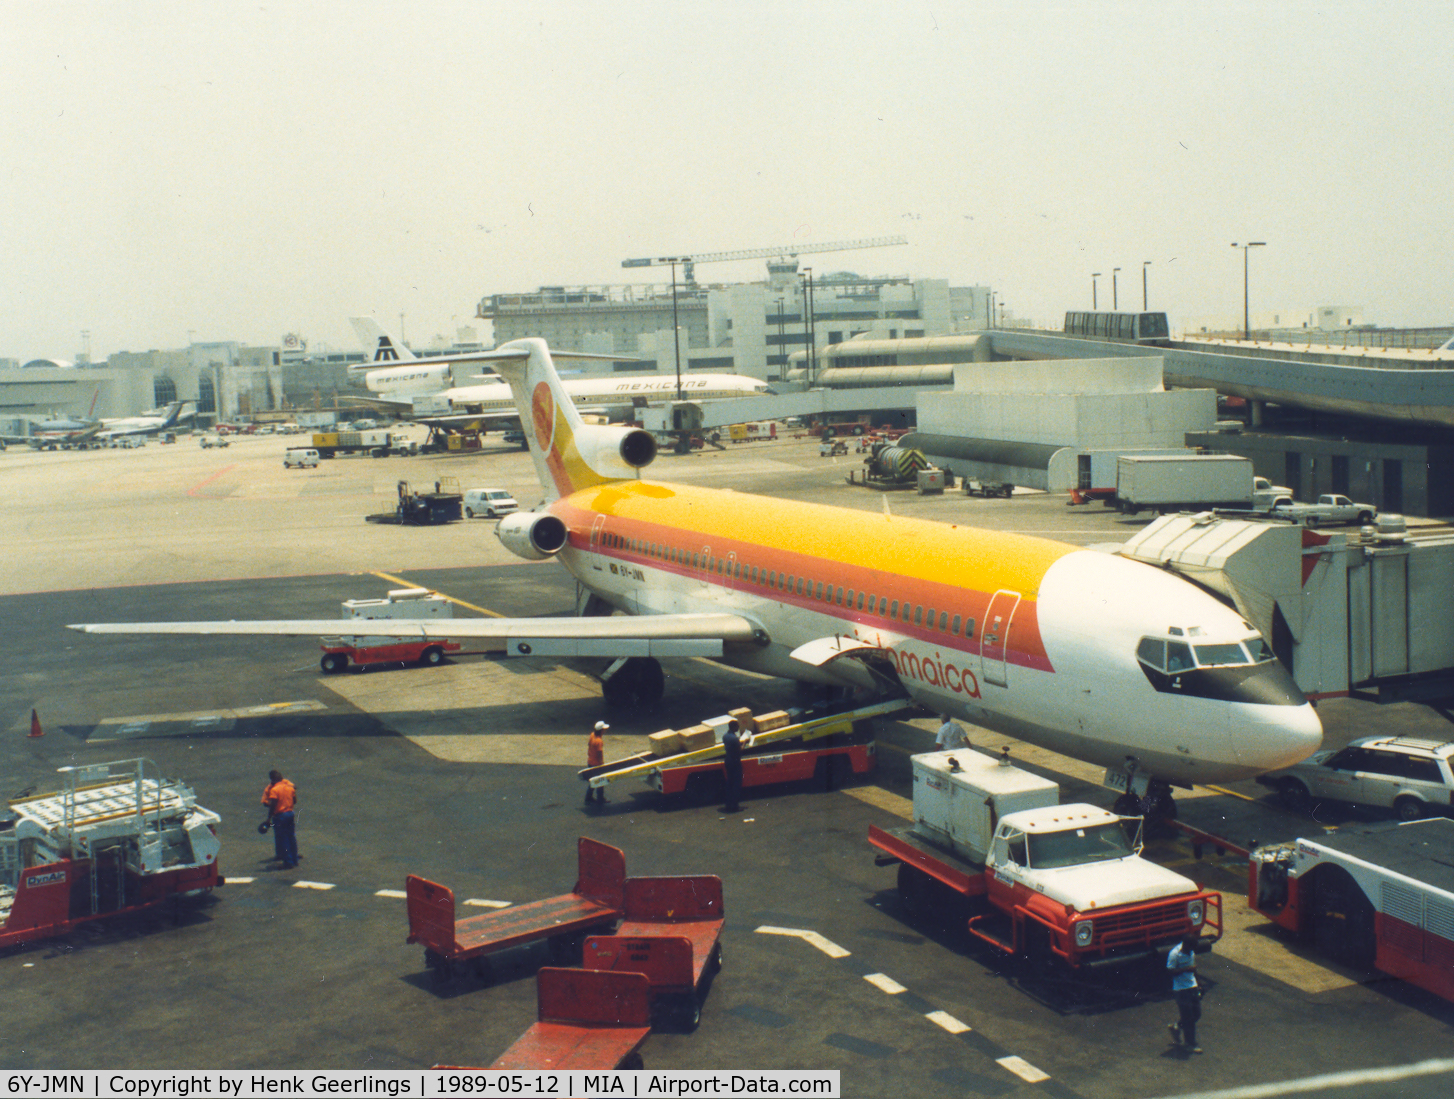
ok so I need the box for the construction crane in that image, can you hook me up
[622,236,908,287]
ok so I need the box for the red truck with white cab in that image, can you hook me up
[870,747,1221,969]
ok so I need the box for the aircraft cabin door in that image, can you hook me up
[980,589,1022,688]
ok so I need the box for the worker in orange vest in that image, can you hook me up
[260,769,299,868]
[585,722,608,806]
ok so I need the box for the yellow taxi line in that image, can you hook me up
[369,570,504,618]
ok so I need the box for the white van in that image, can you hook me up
[462,488,519,518]
[284,448,320,469]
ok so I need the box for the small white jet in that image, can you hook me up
[72,339,1323,798]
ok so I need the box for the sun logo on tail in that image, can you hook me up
[532,382,554,451]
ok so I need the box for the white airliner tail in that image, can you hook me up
[349,317,417,366]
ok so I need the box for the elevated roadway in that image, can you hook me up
[985,330,1454,431]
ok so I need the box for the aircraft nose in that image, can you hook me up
[1254,701,1324,772]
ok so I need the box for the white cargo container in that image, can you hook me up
[1115,453,1254,515]
[911,749,1058,863]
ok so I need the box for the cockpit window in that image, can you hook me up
[1244,637,1275,663]
[1136,638,1165,668]
[1167,642,1194,672]
[1194,643,1251,667]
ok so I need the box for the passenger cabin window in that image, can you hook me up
[890,600,899,619]
[914,605,923,626]
[965,617,975,639]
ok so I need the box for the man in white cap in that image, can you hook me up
[585,721,608,805]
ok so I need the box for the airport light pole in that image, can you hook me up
[1231,242,1266,341]
[1142,261,1151,310]
[659,257,687,399]
[1112,268,1121,311]
[1091,273,1101,310]
[802,268,817,386]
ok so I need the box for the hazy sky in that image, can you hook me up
[4,1,1450,362]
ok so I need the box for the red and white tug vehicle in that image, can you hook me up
[1249,818,1454,1003]
[870,747,1222,969]
[1,758,222,948]
[320,587,462,673]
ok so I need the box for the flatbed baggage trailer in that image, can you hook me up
[1,758,222,949]
[406,838,625,983]
[489,968,651,1071]
[1249,818,1454,1003]
[583,874,725,1027]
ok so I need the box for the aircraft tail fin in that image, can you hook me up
[349,317,417,366]
[487,338,657,499]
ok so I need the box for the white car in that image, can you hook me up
[463,488,519,519]
[1257,735,1454,820]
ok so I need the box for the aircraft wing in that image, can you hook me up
[68,612,762,658]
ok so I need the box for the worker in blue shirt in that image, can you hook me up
[1166,934,1204,1053]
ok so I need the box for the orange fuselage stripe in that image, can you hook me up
[551,481,1079,672]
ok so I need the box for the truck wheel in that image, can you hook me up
[1394,795,1428,821]
[1357,511,1374,525]
[1277,777,1311,812]
[320,653,348,674]
[1305,515,1319,528]
[421,646,445,666]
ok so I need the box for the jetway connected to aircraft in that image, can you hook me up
[1120,514,1454,703]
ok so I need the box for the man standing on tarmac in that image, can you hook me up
[936,714,970,750]
[260,769,298,870]
[1167,933,1205,1054]
[585,721,608,805]
[722,722,747,813]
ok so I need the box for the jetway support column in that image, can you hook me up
[1250,400,1266,427]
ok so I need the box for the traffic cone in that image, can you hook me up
[28,708,42,738]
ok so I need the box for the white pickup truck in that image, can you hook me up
[1270,494,1377,527]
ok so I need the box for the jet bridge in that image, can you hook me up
[1119,515,1454,702]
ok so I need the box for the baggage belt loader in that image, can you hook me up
[869,747,1221,970]
[579,698,905,798]
[1,758,222,948]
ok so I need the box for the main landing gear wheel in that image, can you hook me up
[602,657,664,708]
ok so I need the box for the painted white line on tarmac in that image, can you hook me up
[375,889,407,898]
[464,898,512,908]
[863,973,906,995]
[925,1010,970,1034]
[996,1055,1050,1083]
[1144,1056,1454,1099]
[292,880,336,891]
[754,925,851,958]
[226,877,255,884]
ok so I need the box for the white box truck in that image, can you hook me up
[1115,453,1254,516]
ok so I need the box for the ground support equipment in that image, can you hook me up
[583,874,725,1028]
[1249,818,1454,1002]
[580,697,904,798]
[406,838,625,984]
[489,968,651,1070]
[1,758,222,949]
